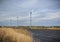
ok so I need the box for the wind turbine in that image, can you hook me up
[17,16,18,27]
[29,11,32,28]
[9,16,11,26]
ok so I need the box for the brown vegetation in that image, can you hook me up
[0,28,33,42]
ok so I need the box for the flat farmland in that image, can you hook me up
[0,26,60,42]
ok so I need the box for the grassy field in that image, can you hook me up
[0,27,33,42]
[0,26,60,42]
[0,26,60,30]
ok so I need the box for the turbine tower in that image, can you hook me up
[9,16,11,26]
[17,16,18,27]
[30,11,32,28]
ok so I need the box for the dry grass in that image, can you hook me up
[0,28,33,42]
[31,27,60,30]
[13,28,32,36]
[46,28,60,30]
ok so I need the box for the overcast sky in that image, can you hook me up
[0,0,60,26]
